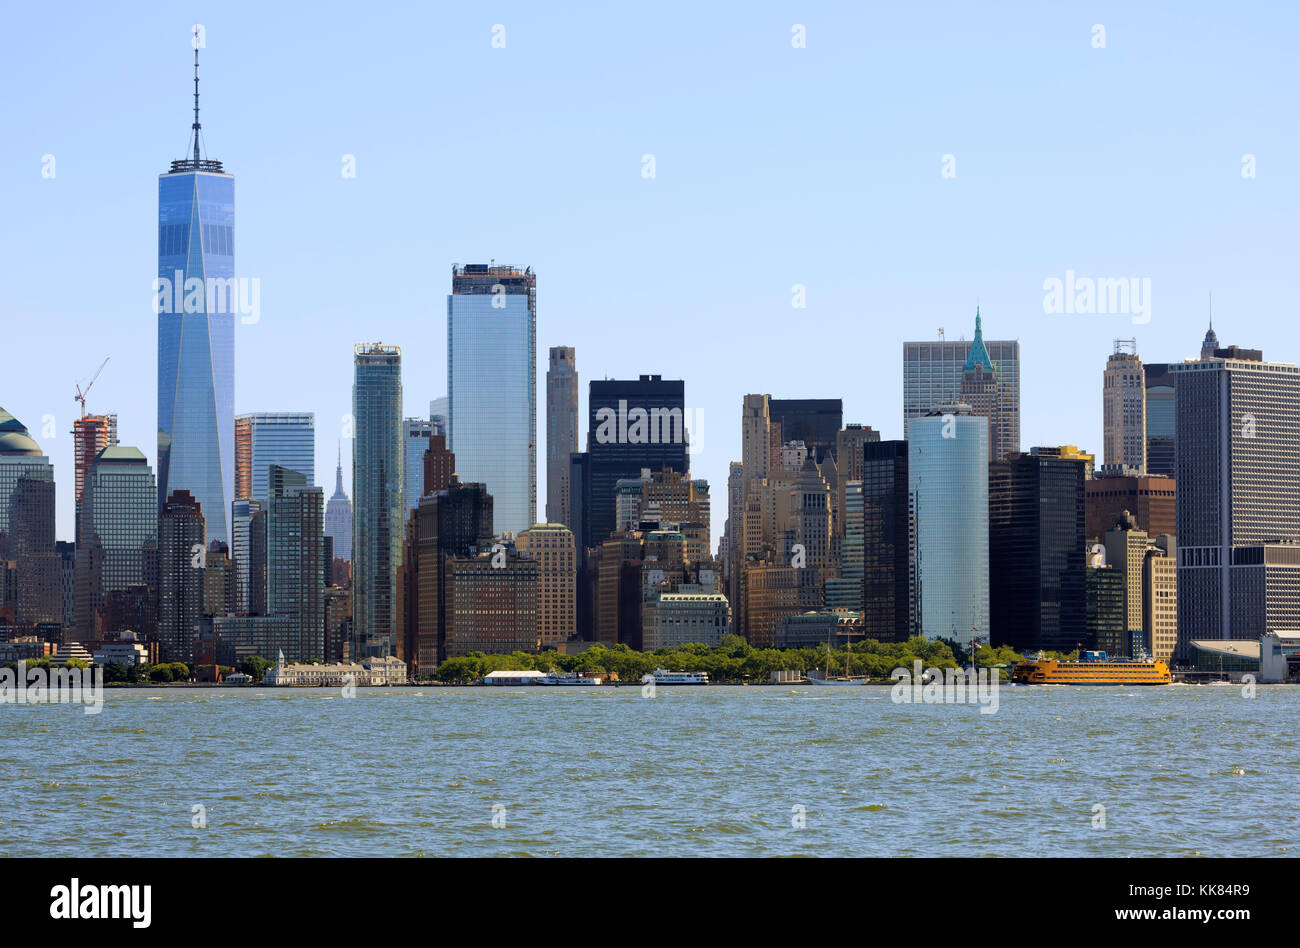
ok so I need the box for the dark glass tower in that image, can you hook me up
[989,449,1087,652]
[586,376,688,548]
[768,399,843,462]
[861,441,910,642]
[157,39,235,542]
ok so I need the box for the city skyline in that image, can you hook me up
[5,6,1296,549]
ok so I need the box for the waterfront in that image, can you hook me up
[2,685,1296,857]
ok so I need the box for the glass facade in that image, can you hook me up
[352,344,403,653]
[1143,363,1176,477]
[908,407,989,646]
[235,412,315,504]
[157,168,236,543]
[903,318,1019,462]
[448,265,536,537]
[402,417,433,516]
[74,447,157,638]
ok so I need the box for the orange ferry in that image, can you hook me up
[1011,650,1171,685]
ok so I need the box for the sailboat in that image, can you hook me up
[805,635,868,686]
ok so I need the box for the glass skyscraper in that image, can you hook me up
[909,405,989,646]
[402,417,433,516]
[234,412,315,504]
[352,343,403,655]
[157,61,235,544]
[448,264,536,537]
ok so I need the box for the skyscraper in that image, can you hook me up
[861,440,910,643]
[586,375,688,548]
[447,264,536,536]
[903,311,1020,461]
[159,490,205,663]
[0,408,53,539]
[266,465,325,661]
[234,413,315,504]
[352,343,403,655]
[402,417,433,518]
[909,405,989,646]
[72,413,117,543]
[768,399,843,463]
[74,447,158,640]
[324,446,352,562]
[1143,362,1177,477]
[989,449,1088,652]
[516,523,577,650]
[1103,339,1146,473]
[1173,345,1300,649]
[546,346,579,528]
[8,475,59,630]
[157,41,235,543]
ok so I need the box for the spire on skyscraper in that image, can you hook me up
[191,26,202,163]
[963,306,995,374]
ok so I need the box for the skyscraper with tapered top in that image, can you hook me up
[157,32,235,542]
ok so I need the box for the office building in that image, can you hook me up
[516,523,577,650]
[159,490,205,662]
[447,264,536,535]
[586,375,688,548]
[1103,339,1146,473]
[74,447,157,640]
[643,592,729,650]
[546,346,579,528]
[266,465,325,662]
[904,310,1020,461]
[72,413,117,543]
[909,405,989,646]
[352,342,403,655]
[444,546,538,658]
[402,417,433,518]
[324,447,352,563]
[860,441,910,643]
[404,479,494,674]
[157,50,235,543]
[234,412,315,503]
[1143,362,1176,477]
[1085,474,1176,541]
[1173,345,1300,650]
[989,449,1087,652]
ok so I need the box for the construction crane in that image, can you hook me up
[74,357,110,418]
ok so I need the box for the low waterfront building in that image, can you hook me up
[92,642,149,667]
[775,609,864,650]
[643,591,729,650]
[483,669,546,685]
[264,650,407,686]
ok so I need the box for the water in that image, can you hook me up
[2,684,1295,857]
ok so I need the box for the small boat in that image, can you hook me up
[647,668,709,685]
[534,671,603,686]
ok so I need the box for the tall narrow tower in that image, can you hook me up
[157,31,235,542]
[1103,339,1147,473]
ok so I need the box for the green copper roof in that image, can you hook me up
[963,307,995,374]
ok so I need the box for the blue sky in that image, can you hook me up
[2,1,1297,544]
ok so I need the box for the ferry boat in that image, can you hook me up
[648,668,709,685]
[534,672,603,686]
[1011,650,1171,685]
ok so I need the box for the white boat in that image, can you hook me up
[648,668,709,685]
[534,672,603,686]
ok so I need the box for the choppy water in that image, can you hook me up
[1,683,1295,857]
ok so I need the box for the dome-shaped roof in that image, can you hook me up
[0,408,43,456]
